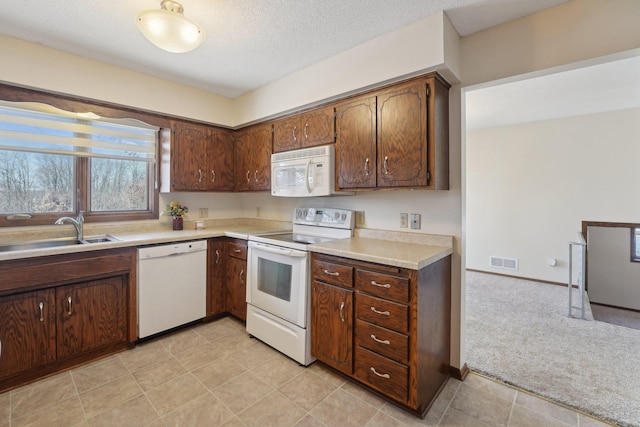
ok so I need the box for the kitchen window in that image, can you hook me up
[633,228,640,263]
[0,100,159,226]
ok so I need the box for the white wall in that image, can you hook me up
[233,12,455,125]
[0,34,236,127]
[588,226,640,310]
[466,108,640,283]
[458,0,640,366]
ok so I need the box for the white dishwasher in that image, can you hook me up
[137,240,207,338]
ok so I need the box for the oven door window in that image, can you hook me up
[258,258,292,301]
[248,244,308,327]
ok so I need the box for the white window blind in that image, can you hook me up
[0,101,158,162]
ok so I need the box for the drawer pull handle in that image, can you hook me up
[370,367,390,379]
[371,281,391,288]
[339,301,345,322]
[323,269,340,277]
[67,296,72,315]
[370,334,390,345]
[234,249,242,253]
[39,302,44,322]
[370,307,390,316]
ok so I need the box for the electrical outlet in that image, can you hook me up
[410,213,421,230]
[400,213,408,228]
[356,211,365,226]
[256,207,261,217]
[199,208,208,218]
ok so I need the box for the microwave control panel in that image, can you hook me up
[294,207,354,229]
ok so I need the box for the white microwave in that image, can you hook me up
[271,145,349,197]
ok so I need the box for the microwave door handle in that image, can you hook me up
[305,160,313,194]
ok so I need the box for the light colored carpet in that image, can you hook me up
[466,271,640,427]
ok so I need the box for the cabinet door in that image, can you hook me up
[210,129,235,191]
[208,239,226,317]
[0,290,55,378]
[300,106,335,148]
[273,116,300,153]
[335,95,377,189]
[225,256,247,320]
[57,277,127,359]
[311,281,353,375]
[377,81,428,187]
[234,129,252,191]
[248,123,273,191]
[172,123,209,191]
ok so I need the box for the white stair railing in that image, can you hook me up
[568,232,587,319]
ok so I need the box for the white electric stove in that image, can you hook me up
[246,207,354,365]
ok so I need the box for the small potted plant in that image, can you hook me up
[163,200,188,230]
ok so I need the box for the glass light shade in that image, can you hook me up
[136,1,205,53]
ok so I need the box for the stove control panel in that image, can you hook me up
[294,207,355,229]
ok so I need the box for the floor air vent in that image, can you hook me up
[490,256,518,271]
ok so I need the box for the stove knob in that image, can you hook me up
[334,212,340,220]
[341,213,347,221]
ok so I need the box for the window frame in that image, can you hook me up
[0,83,171,227]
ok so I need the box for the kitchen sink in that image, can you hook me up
[82,235,120,244]
[0,235,120,252]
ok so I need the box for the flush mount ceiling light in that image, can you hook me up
[136,0,205,53]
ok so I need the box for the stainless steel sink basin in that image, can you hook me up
[82,235,120,244]
[0,235,120,252]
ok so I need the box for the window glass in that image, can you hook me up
[0,99,159,225]
[0,150,74,214]
[633,228,640,262]
[90,158,150,212]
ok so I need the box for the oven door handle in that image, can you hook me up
[252,242,307,258]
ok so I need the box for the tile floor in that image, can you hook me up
[0,317,613,427]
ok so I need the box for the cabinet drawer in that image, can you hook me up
[355,319,408,364]
[312,260,353,289]
[354,346,408,403]
[226,242,247,260]
[356,270,409,303]
[356,293,408,333]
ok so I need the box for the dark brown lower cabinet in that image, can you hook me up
[56,277,127,359]
[311,281,353,375]
[225,239,247,321]
[0,248,136,393]
[0,289,56,378]
[311,252,451,418]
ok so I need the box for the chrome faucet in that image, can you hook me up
[55,211,85,241]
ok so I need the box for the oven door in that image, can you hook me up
[247,241,308,327]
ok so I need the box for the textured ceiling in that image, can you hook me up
[0,0,566,98]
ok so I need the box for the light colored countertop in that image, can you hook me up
[0,221,291,262]
[0,220,453,269]
[310,237,452,270]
